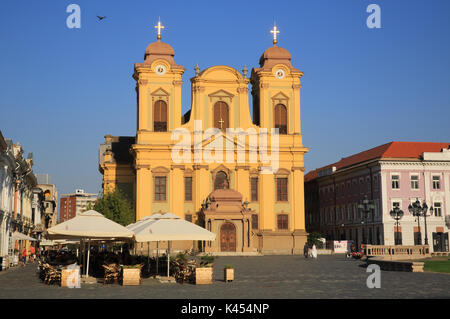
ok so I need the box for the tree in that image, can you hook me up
[307,232,324,249]
[93,189,135,226]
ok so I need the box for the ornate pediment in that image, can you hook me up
[151,87,170,97]
[208,90,234,103]
[271,91,289,105]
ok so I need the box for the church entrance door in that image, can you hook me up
[220,222,236,252]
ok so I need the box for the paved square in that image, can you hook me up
[0,255,448,299]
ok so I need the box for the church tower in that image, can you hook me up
[133,20,185,133]
[250,25,304,134]
[250,25,309,251]
[131,20,186,221]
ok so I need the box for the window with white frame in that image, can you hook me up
[410,175,419,190]
[433,202,442,217]
[392,175,400,189]
[432,176,441,189]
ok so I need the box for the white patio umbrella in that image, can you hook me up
[46,210,134,278]
[11,231,37,241]
[131,212,216,278]
[126,214,161,231]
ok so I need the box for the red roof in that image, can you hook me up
[305,141,450,182]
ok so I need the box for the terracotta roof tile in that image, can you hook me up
[305,141,450,182]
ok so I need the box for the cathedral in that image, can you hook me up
[99,22,309,254]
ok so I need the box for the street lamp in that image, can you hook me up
[390,203,404,245]
[408,198,430,246]
[358,195,375,244]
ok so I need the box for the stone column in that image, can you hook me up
[259,170,274,230]
[193,164,210,212]
[137,79,148,130]
[235,165,250,202]
[135,164,151,221]
[291,167,307,254]
[170,165,184,217]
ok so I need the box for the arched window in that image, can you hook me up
[213,101,229,131]
[154,100,167,132]
[274,104,287,134]
[214,171,229,190]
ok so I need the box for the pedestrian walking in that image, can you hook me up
[21,248,27,266]
[303,242,309,258]
[311,244,318,259]
[29,245,35,262]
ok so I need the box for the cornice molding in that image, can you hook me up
[237,87,249,94]
[138,79,148,86]
[193,164,209,170]
[380,160,450,167]
[134,164,151,170]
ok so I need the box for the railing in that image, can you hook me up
[365,245,430,260]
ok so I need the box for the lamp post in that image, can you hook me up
[390,203,404,245]
[358,195,375,245]
[408,198,429,246]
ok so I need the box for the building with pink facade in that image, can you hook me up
[305,142,450,252]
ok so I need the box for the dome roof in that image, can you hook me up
[260,45,291,62]
[137,39,184,70]
[257,44,296,71]
[145,40,175,58]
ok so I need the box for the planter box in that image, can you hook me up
[61,268,80,288]
[195,267,213,285]
[122,268,141,285]
[224,268,234,282]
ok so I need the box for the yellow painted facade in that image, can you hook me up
[99,32,309,254]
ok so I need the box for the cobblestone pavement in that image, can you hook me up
[0,255,448,299]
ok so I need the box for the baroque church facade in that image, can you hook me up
[99,24,309,254]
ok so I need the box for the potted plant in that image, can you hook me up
[121,264,142,285]
[195,254,215,285]
[224,264,234,282]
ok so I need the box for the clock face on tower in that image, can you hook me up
[155,65,166,75]
[275,69,285,79]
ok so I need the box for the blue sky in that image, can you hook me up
[1,0,449,198]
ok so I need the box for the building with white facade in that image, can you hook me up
[0,130,44,268]
[305,142,450,253]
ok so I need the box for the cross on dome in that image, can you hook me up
[270,24,280,45]
[154,18,165,40]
